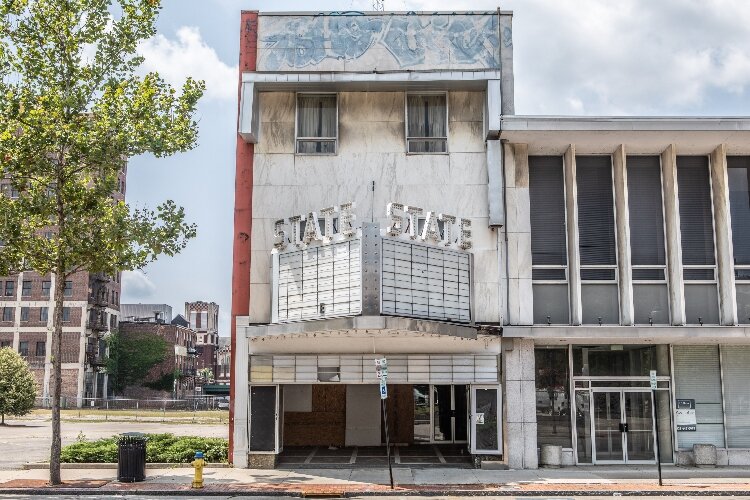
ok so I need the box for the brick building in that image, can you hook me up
[118,319,197,396]
[186,301,219,377]
[0,168,126,405]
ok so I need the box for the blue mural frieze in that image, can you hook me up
[381,16,430,67]
[258,13,500,72]
[328,17,384,60]
[261,17,327,70]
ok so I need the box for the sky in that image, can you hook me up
[121,0,750,335]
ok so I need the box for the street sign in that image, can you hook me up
[649,370,657,390]
[376,366,388,379]
[375,357,387,367]
[379,379,388,399]
[195,386,203,393]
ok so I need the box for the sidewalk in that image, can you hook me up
[1,465,749,496]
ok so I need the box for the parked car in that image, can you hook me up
[216,397,230,410]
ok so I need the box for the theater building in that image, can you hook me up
[230,8,750,469]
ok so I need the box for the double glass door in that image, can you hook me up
[593,389,655,463]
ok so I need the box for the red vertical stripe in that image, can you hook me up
[230,10,258,463]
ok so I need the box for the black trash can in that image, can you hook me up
[117,432,147,482]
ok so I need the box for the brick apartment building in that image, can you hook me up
[118,317,197,396]
[186,301,219,377]
[0,167,126,405]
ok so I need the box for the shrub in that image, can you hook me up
[0,348,37,424]
[60,433,227,463]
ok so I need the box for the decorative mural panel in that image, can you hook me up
[257,12,500,72]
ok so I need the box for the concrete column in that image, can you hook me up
[503,337,537,469]
[504,143,532,326]
[232,320,249,468]
[564,145,582,325]
[613,145,634,325]
[710,144,738,325]
[42,274,55,401]
[661,145,686,325]
[76,324,86,407]
[13,273,23,350]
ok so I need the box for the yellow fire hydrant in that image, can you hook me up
[191,451,205,489]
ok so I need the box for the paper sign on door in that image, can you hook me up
[475,413,485,424]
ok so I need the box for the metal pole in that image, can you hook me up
[381,398,394,489]
[653,389,663,486]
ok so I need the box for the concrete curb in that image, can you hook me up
[1,488,750,497]
[23,463,231,470]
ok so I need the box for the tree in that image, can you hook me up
[0,347,38,425]
[106,330,168,393]
[197,367,214,383]
[0,0,203,484]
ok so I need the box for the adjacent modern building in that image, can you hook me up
[230,8,750,469]
[0,168,127,405]
[121,303,173,324]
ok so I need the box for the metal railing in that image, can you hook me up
[34,396,230,420]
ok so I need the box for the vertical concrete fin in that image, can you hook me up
[710,144,738,325]
[564,145,582,325]
[614,144,634,325]
[661,144,686,325]
[488,140,504,226]
[485,80,501,138]
[232,326,249,468]
[498,10,514,115]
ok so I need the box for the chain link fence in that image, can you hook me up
[33,396,230,422]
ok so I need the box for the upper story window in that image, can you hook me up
[529,156,569,325]
[727,156,750,323]
[4,280,14,297]
[21,280,32,297]
[576,155,619,325]
[63,280,73,297]
[406,94,447,153]
[627,155,669,325]
[296,94,337,154]
[42,280,51,297]
[677,156,718,325]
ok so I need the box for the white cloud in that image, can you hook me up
[139,26,237,101]
[121,270,157,299]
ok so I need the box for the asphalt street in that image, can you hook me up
[1,496,749,499]
[0,418,228,470]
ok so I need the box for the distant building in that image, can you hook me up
[120,303,173,324]
[216,337,230,386]
[118,320,197,396]
[171,314,190,328]
[185,301,219,377]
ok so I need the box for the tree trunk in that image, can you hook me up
[49,270,64,485]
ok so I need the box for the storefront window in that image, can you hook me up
[572,345,670,377]
[535,347,572,448]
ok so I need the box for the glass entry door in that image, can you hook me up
[592,389,655,464]
[433,385,468,443]
[470,385,502,455]
[412,384,468,444]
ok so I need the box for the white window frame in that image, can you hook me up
[405,92,449,155]
[295,92,338,155]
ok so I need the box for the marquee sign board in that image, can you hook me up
[271,202,473,325]
[272,202,472,252]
